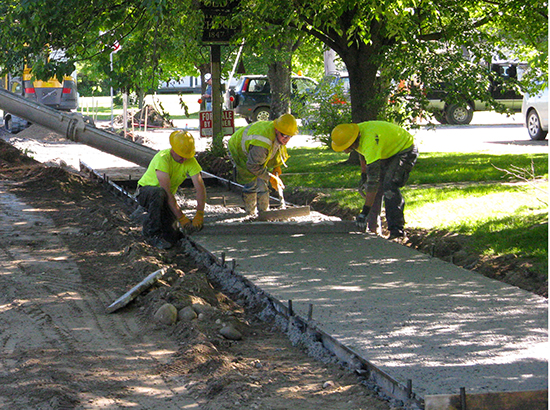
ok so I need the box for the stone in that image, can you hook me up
[219,325,242,340]
[178,306,197,321]
[154,303,178,325]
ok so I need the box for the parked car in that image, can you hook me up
[427,61,527,125]
[521,87,548,140]
[229,75,318,123]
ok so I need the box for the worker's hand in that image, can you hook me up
[178,215,192,229]
[192,211,204,231]
[355,213,367,232]
[273,166,282,177]
[269,173,285,191]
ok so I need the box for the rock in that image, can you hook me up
[154,303,178,325]
[323,380,335,389]
[178,306,197,321]
[219,325,242,340]
[192,303,217,317]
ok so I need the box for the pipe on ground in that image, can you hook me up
[0,88,157,168]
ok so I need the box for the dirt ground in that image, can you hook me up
[0,135,393,409]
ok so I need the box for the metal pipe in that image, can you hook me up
[0,88,157,168]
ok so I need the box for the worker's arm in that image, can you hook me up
[191,172,206,212]
[360,154,367,174]
[361,160,381,209]
[246,145,270,180]
[190,172,206,229]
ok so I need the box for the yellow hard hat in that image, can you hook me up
[273,113,298,136]
[169,130,196,158]
[331,123,359,152]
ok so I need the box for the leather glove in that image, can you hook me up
[273,166,282,177]
[355,213,367,232]
[192,210,204,231]
[269,174,285,191]
[178,215,191,229]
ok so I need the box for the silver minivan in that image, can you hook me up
[521,87,548,140]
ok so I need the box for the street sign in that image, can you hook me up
[200,1,239,44]
[199,110,235,138]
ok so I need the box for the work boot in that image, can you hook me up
[242,192,257,216]
[257,192,270,212]
[145,235,173,250]
[130,205,148,224]
[388,229,407,241]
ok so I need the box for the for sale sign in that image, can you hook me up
[199,110,235,138]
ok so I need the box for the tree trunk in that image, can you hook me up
[266,38,294,120]
[267,61,292,120]
[331,36,384,164]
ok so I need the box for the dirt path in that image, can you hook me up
[0,180,201,409]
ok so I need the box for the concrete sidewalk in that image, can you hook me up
[193,228,548,398]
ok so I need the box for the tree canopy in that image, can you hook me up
[1,0,547,125]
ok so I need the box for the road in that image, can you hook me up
[76,95,547,154]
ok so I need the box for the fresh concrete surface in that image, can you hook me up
[192,229,548,398]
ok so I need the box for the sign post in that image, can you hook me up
[199,1,239,152]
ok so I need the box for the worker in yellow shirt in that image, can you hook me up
[136,131,206,249]
[331,121,418,239]
[228,114,297,215]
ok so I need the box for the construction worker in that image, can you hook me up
[228,113,297,215]
[135,131,206,249]
[331,121,418,239]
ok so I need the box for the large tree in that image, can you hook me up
[262,0,548,123]
[1,0,547,127]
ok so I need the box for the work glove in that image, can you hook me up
[269,174,285,191]
[178,215,192,230]
[355,213,367,232]
[355,205,371,232]
[192,210,204,231]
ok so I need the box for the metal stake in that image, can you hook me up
[460,387,467,410]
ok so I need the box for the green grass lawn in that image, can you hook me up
[284,148,548,276]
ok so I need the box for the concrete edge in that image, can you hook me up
[195,220,360,235]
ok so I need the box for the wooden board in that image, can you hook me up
[257,206,311,221]
[425,389,548,410]
[106,267,168,313]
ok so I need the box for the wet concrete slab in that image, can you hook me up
[192,230,548,398]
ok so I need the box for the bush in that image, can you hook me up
[296,78,351,148]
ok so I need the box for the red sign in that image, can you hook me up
[199,110,235,138]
